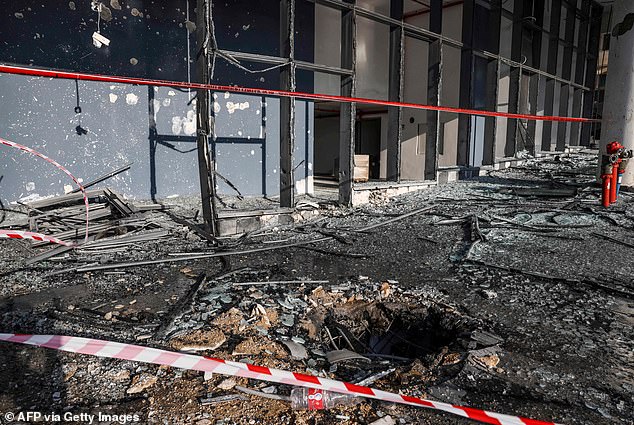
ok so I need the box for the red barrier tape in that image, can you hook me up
[0,333,561,425]
[0,63,596,123]
[0,230,75,247]
[0,137,89,244]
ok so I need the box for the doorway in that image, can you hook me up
[355,117,382,179]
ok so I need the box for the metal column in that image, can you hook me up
[570,0,590,147]
[556,2,577,151]
[425,0,442,180]
[339,0,356,206]
[505,0,525,157]
[280,0,296,207]
[387,0,404,182]
[580,2,602,146]
[542,0,562,152]
[525,0,545,155]
[483,0,502,165]
[457,0,474,167]
[196,0,218,235]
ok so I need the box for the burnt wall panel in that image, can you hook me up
[0,0,315,204]
[213,0,280,57]
[0,1,191,80]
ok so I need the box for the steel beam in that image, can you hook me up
[504,0,525,157]
[280,0,296,208]
[457,0,474,166]
[387,0,404,182]
[556,2,577,151]
[217,49,353,76]
[580,2,602,146]
[196,0,218,235]
[311,0,590,91]
[483,0,502,165]
[478,50,589,91]
[525,73,540,154]
[541,0,562,152]
[525,0,545,155]
[425,0,442,179]
[310,0,463,47]
[339,0,356,206]
[570,0,590,147]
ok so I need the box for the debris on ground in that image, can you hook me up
[1,151,633,424]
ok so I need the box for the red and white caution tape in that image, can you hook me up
[0,333,559,425]
[0,230,74,247]
[0,137,88,245]
[0,63,595,124]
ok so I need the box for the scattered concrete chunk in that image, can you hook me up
[369,415,396,425]
[170,329,226,352]
[326,349,371,364]
[281,339,308,360]
[126,373,158,394]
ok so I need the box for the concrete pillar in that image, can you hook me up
[601,0,634,186]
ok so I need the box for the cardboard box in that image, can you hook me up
[353,154,370,182]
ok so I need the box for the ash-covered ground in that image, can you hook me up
[0,151,633,425]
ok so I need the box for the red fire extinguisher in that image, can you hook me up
[601,152,616,208]
[603,142,632,207]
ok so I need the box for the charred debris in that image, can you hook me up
[1,151,633,424]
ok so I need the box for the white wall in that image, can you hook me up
[356,16,390,100]
[401,12,430,180]
[313,4,342,178]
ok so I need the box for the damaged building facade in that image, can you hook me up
[2,1,634,424]
[0,0,607,211]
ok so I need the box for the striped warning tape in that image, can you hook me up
[0,230,74,247]
[0,137,89,244]
[0,63,595,123]
[0,333,559,425]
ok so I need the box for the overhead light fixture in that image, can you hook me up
[90,1,110,48]
[92,31,110,48]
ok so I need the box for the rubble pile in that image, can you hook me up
[1,150,633,424]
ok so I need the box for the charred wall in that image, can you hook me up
[0,0,314,204]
